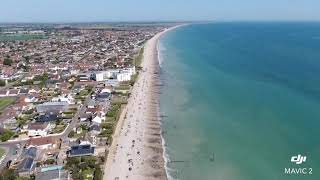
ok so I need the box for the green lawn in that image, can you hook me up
[0,148,5,159]
[52,124,67,134]
[0,97,16,111]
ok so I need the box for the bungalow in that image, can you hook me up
[37,113,60,122]
[89,124,101,135]
[0,90,8,97]
[85,107,98,114]
[87,99,97,109]
[92,115,102,124]
[51,94,75,105]
[8,89,19,96]
[36,101,68,114]
[79,113,92,122]
[35,169,69,180]
[26,137,57,150]
[3,117,19,131]
[25,122,55,137]
[19,89,29,95]
[29,88,40,94]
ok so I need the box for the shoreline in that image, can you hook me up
[103,25,183,180]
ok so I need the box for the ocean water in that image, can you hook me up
[159,23,320,180]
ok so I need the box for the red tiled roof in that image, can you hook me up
[27,137,56,146]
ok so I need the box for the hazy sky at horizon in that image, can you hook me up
[0,0,319,22]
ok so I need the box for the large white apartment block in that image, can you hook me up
[117,72,131,82]
[94,67,135,82]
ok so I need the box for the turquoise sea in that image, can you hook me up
[159,23,320,180]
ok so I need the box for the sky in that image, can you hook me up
[0,0,319,22]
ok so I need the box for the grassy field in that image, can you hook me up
[0,97,16,111]
[0,148,5,159]
[0,34,47,41]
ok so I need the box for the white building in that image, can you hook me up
[116,67,136,82]
[25,122,55,137]
[117,72,131,82]
[92,116,102,124]
[124,66,136,76]
[94,70,118,82]
[51,94,75,104]
[95,72,105,82]
[25,95,37,103]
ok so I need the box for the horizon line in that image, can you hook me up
[1,19,320,25]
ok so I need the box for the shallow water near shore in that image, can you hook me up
[159,23,320,180]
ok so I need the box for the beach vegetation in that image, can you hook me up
[134,47,144,69]
[106,103,121,118]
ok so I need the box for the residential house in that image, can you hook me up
[8,89,19,96]
[35,169,69,180]
[2,117,19,131]
[89,124,101,135]
[37,113,60,123]
[68,140,95,157]
[92,115,103,124]
[26,137,58,150]
[51,94,75,105]
[87,99,97,109]
[25,95,37,103]
[36,101,68,114]
[19,89,29,95]
[79,113,92,122]
[25,122,54,137]
[17,146,37,176]
[0,90,8,97]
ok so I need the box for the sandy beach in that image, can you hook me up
[103,26,181,180]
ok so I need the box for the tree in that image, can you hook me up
[0,130,14,142]
[93,165,103,180]
[0,80,5,87]
[3,58,12,66]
